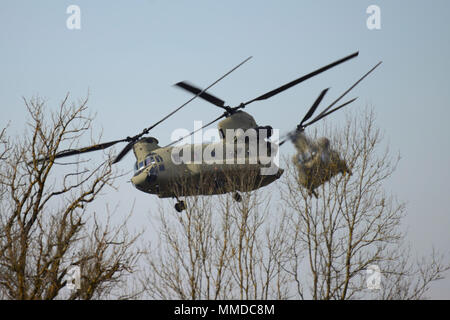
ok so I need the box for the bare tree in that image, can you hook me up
[280,107,449,300]
[0,126,8,161]
[0,95,143,300]
[144,170,292,299]
[143,107,449,300]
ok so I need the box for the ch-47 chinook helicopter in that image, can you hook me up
[34,51,378,212]
[278,61,383,197]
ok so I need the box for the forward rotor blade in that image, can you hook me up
[299,88,329,126]
[303,97,358,127]
[243,51,359,106]
[164,113,227,148]
[32,58,252,165]
[309,61,382,125]
[143,56,252,134]
[112,140,136,164]
[175,81,226,109]
[32,139,127,164]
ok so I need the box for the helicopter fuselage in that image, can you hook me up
[130,140,283,199]
[291,131,350,195]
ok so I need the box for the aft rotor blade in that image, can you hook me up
[299,88,329,127]
[175,81,226,109]
[143,56,252,134]
[303,97,358,127]
[112,140,136,164]
[278,98,357,147]
[243,51,359,106]
[164,113,227,148]
[309,61,382,125]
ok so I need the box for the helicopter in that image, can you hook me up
[278,61,382,197]
[33,51,378,212]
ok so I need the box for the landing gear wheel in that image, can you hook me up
[233,192,242,203]
[175,201,186,212]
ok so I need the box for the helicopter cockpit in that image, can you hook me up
[133,154,165,177]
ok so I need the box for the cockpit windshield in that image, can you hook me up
[134,154,165,176]
[134,161,145,172]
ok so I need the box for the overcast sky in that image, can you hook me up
[1,0,449,298]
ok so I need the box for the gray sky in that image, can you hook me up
[1,0,449,298]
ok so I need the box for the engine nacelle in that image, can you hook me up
[218,111,257,139]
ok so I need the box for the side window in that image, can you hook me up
[145,158,151,166]
[138,161,144,169]
[159,164,165,171]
